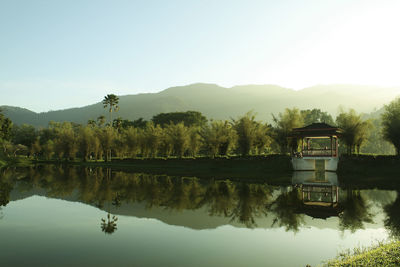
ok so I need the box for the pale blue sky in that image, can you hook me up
[1,0,399,112]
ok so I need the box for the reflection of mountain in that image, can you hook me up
[1,166,396,232]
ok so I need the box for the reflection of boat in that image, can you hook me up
[292,171,342,219]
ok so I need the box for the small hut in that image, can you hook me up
[290,123,342,171]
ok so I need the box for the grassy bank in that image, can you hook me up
[35,155,293,183]
[323,241,400,266]
[338,155,400,189]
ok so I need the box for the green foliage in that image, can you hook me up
[53,122,79,160]
[272,108,304,153]
[152,111,207,127]
[3,100,399,160]
[98,126,117,161]
[97,115,106,127]
[141,122,162,158]
[123,127,141,158]
[79,126,98,161]
[188,126,201,157]
[112,117,148,130]
[42,140,55,160]
[200,120,237,157]
[301,108,335,125]
[233,112,272,156]
[381,98,400,155]
[360,118,395,155]
[0,110,13,141]
[164,122,190,157]
[336,109,372,155]
[11,124,38,149]
[1,141,28,157]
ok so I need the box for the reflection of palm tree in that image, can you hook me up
[101,213,118,234]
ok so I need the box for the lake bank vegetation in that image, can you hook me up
[323,240,400,266]
[1,96,400,166]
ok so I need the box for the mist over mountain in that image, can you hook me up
[2,83,399,127]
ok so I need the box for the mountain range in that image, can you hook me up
[2,83,399,127]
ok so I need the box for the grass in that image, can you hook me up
[338,154,400,189]
[338,154,400,175]
[323,241,400,267]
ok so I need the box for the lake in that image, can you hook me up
[0,166,398,267]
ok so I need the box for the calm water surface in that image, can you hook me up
[0,166,398,267]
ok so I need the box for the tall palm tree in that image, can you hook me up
[102,94,120,124]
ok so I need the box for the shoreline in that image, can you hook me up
[2,154,399,188]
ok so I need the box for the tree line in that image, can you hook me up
[1,95,400,160]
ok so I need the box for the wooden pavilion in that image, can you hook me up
[290,123,342,171]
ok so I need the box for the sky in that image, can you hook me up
[1,0,400,112]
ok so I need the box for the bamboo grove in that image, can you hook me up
[4,112,274,161]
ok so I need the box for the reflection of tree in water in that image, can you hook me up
[384,191,400,238]
[0,179,12,207]
[203,180,236,217]
[3,166,350,232]
[2,166,281,229]
[339,189,373,233]
[165,178,205,211]
[268,188,304,232]
[230,183,271,228]
[101,213,118,234]
[0,173,15,221]
[112,193,122,207]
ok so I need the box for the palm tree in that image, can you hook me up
[102,94,120,124]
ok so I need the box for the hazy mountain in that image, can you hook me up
[1,83,399,127]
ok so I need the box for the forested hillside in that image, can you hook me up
[1,83,399,127]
